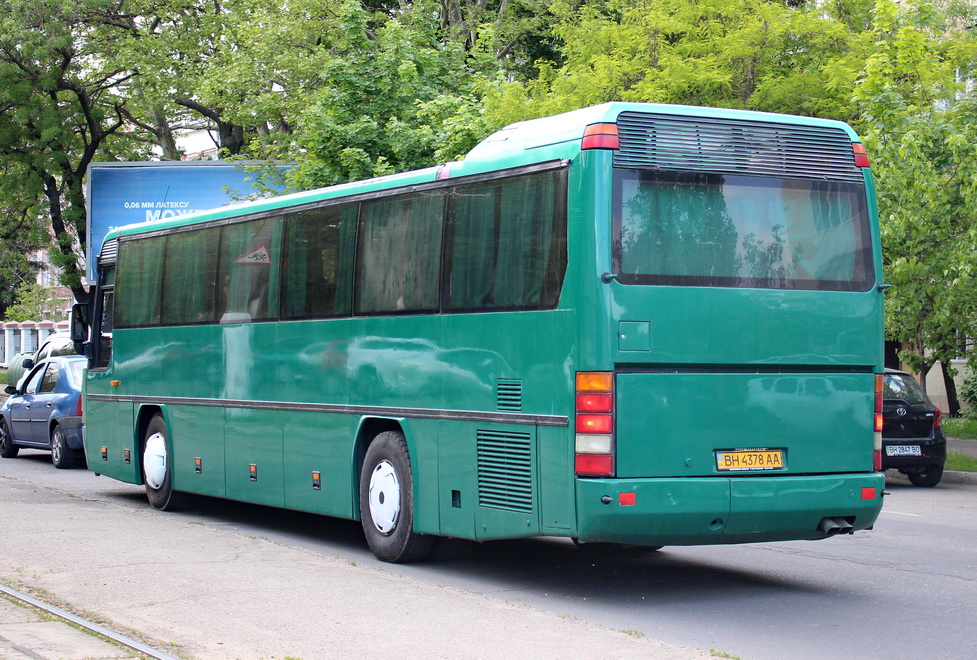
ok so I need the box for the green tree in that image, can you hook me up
[292,0,493,187]
[2,282,66,322]
[0,0,149,303]
[0,160,47,318]
[854,0,977,412]
[481,0,878,126]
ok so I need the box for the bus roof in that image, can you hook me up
[101,102,862,244]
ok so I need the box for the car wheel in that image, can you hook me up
[359,430,433,563]
[907,464,944,488]
[0,419,18,458]
[142,414,185,510]
[50,424,75,469]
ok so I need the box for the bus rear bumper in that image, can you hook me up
[574,473,885,546]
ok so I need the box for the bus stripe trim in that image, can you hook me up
[85,394,568,427]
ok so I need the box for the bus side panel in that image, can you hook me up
[223,407,284,508]
[167,405,226,498]
[397,417,441,536]
[438,420,546,541]
[437,420,477,539]
[282,411,358,518]
[84,394,138,484]
[538,425,573,533]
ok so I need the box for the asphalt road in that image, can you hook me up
[2,449,976,659]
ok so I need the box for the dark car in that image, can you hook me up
[882,370,946,487]
[0,356,86,469]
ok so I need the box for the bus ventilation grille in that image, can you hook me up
[496,379,523,411]
[98,238,119,266]
[614,112,864,183]
[477,430,534,513]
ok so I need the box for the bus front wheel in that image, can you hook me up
[359,430,433,563]
[142,415,185,511]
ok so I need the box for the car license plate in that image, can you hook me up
[715,450,784,471]
[885,445,922,457]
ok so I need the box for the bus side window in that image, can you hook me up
[161,228,220,325]
[356,193,443,315]
[218,217,281,323]
[446,169,565,311]
[282,205,354,320]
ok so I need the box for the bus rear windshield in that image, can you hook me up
[612,170,874,291]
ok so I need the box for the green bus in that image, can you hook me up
[73,102,886,563]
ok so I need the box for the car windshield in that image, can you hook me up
[884,374,927,405]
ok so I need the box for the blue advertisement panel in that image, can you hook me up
[86,162,290,282]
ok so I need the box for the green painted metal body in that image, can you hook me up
[83,102,884,547]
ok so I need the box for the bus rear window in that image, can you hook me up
[612,170,874,291]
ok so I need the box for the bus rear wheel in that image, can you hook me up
[142,415,185,511]
[359,430,433,563]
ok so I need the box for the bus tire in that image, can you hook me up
[142,415,185,511]
[0,419,18,458]
[359,430,433,563]
[50,424,75,469]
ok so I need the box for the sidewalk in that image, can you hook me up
[0,477,707,660]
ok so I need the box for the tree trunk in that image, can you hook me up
[941,361,961,417]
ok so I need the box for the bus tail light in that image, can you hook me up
[582,123,619,150]
[853,143,871,168]
[575,372,614,476]
[873,374,883,470]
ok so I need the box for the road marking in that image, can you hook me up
[879,510,922,517]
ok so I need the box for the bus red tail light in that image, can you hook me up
[582,123,620,150]
[575,372,614,477]
[873,374,883,470]
[852,143,871,168]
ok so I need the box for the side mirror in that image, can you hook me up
[4,385,16,396]
[21,358,33,370]
[70,303,89,343]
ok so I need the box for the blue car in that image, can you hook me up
[0,356,86,469]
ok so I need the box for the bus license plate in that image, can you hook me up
[886,445,922,457]
[716,450,784,471]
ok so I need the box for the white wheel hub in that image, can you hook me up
[144,432,168,490]
[368,459,401,535]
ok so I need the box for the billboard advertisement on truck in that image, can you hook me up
[85,161,291,282]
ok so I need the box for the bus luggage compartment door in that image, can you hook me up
[614,371,875,479]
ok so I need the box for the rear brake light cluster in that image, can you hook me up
[873,374,883,470]
[575,372,615,476]
[581,123,620,151]
[934,407,943,429]
[853,143,871,168]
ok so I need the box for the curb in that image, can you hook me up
[885,469,977,487]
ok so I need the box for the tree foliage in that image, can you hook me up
[0,0,974,400]
[853,0,977,408]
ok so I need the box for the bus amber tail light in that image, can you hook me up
[873,374,883,470]
[575,372,614,477]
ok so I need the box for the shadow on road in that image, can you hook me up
[98,487,832,609]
